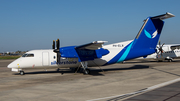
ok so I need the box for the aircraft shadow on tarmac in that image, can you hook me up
[91,65,149,75]
[124,59,180,64]
[13,65,149,76]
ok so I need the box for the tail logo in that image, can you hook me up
[144,29,157,39]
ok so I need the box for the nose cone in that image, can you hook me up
[7,58,20,68]
[7,62,16,68]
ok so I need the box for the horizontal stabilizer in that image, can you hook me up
[151,12,175,20]
[75,41,108,50]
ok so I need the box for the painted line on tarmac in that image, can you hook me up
[87,78,180,101]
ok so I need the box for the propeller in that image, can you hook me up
[156,40,165,58]
[52,40,55,49]
[52,39,61,64]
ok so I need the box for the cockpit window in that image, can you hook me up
[22,54,34,57]
[26,54,34,57]
[22,54,27,57]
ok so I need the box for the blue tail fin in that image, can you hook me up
[132,13,174,49]
[124,12,175,61]
[106,12,175,64]
[132,17,164,49]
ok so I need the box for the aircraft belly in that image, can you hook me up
[57,63,80,68]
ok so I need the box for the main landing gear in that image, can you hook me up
[84,68,90,74]
[80,61,91,75]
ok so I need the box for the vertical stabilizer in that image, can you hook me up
[125,12,175,61]
[106,12,175,64]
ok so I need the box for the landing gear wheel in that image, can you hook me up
[168,59,173,62]
[158,60,163,62]
[83,69,90,75]
[57,68,60,71]
[20,71,25,75]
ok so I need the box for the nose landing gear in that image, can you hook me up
[20,71,25,75]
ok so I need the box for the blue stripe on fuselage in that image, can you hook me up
[105,41,134,65]
[117,41,134,62]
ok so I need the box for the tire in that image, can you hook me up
[57,68,60,71]
[84,69,90,75]
[168,59,173,62]
[20,71,25,75]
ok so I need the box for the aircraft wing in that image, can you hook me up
[60,41,109,62]
[75,41,108,50]
[170,45,180,50]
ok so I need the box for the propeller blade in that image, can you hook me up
[57,53,60,63]
[56,39,60,49]
[52,40,55,49]
[52,38,61,64]
[56,39,61,64]
[162,43,165,47]
[159,40,161,46]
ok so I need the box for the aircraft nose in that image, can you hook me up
[7,62,15,68]
[7,61,18,68]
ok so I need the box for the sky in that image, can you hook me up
[0,0,180,52]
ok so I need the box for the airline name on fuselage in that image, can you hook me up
[51,61,77,65]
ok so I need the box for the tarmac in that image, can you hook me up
[0,59,180,101]
[123,80,180,101]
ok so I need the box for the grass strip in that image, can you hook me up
[0,56,21,60]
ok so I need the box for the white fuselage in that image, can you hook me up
[7,40,132,72]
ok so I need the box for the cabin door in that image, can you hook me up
[42,52,49,66]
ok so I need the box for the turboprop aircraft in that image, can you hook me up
[138,41,180,62]
[7,12,175,75]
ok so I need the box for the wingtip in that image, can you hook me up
[166,12,175,17]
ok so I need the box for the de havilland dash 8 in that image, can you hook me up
[7,12,175,75]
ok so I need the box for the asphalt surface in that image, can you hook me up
[123,81,180,101]
[0,59,180,101]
